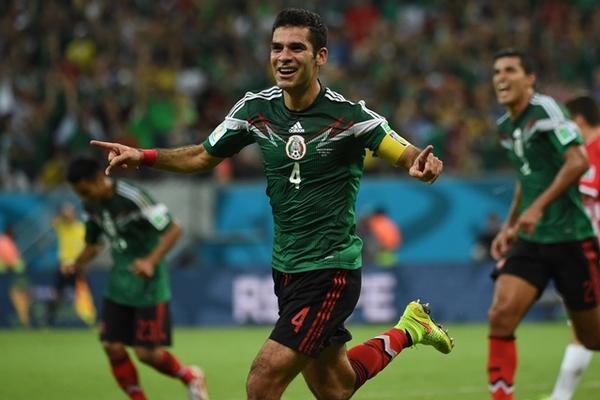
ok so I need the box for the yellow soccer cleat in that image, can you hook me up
[395,299,455,354]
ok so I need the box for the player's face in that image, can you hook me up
[493,56,535,107]
[71,175,110,203]
[270,26,326,92]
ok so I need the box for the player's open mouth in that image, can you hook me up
[496,83,510,93]
[278,67,297,77]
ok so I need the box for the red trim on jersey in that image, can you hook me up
[299,270,347,354]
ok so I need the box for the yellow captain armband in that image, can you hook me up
[376,131,412,166]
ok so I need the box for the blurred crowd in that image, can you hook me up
[2,0,600,190]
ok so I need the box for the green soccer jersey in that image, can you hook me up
[497,92,594,243]
[203,85,406,273]
[84,180,173,306]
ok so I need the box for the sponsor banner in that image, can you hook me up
[0,264,563,327]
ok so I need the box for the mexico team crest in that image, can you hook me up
[285,135,307,160]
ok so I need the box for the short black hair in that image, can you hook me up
[493,48,535,75]
[566,95,600,126]
[66,156,101,184]
[272,8,327,53]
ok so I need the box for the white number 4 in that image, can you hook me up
[289,162,301,189]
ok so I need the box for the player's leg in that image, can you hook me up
[570,307,600,349]
[487,239,549,400]
[132,301,209,400]
[100,298,146,400]
[301,342,355,400]
[556,238,600,350]
[302,329,413,400]
[246,339,311,400]
[301,300,453,399]
[544,237,600,400]
[103,342,145,400]
[548,329,593,400]
[247,268,361,399]
[487,275,541,399]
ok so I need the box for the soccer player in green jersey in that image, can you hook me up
[488,49,600,400]
[90,8,454,400]
[63,157,209,400]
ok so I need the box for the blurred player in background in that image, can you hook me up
[89,8,453,400]
[488,49,600,400]
[46,201,96,327]
[63,157,208,400]
[358,207,402,267]
[0,225,30,326]
[545,95,600,400]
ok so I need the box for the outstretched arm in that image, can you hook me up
[399,145,443,184]
[377,132,443,184]
[90,141,224,175]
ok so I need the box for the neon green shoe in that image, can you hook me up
[395,300,454,354]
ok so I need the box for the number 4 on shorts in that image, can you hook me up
[291,306,310,333]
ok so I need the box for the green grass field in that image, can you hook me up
[1,322,599,400]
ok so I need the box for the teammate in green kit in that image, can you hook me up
[487,48,600,400]
[90,8,453,400]
[63,157,209,400]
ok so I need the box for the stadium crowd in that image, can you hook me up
[1,0,600,189]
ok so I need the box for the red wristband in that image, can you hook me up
[141,149,158,166]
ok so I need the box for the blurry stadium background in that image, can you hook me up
[3,1,600,399]
[4,0,594,326]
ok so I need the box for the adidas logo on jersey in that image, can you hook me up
[289,121,305,134]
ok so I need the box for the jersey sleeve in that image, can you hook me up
[202,94,256,157]
[350,100,391,150]
[350,100,411,160]
[114,181,174,234]
[547,119,584,153]
[127,185,174,233]
[580,141,600,199]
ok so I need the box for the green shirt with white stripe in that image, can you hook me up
[497,92,594,243]
[203,84,408,273]
[84,179,172,306]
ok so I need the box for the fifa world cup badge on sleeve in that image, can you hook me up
[209,123,227,146]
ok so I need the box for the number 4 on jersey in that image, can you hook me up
[289,162,301,189]
[291,306,310,333]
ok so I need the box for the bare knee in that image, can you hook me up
[133,346,160,365]
[308,384,354,400]
[246,357,288,400]
[302,346,356,400]
[575,332,600,350]
[570,307,600,350]
[580,339,600,350]
[102,342,127,362]
[488,304,519,336]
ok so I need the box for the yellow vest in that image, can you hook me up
[53,219,85,265]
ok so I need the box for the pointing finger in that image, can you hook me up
[90,140,119,150]
[417,145,433,163]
